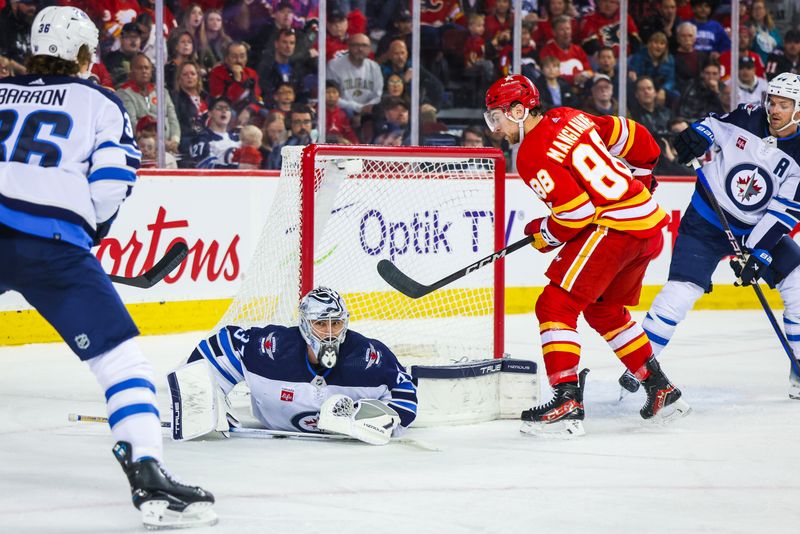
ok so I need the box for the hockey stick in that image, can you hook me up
[377,235,535,299]
[67,413,440,451]
[108,242,189,288]
[691,159,800,376]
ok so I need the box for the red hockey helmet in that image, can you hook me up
[484,74,540,132]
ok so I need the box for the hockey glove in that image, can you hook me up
[730,249,772,286]
[673,123,714,165]
[524,217,562,253]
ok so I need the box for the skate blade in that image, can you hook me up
[644,398,692,426]
[141,500,218,530]
[520,419,585,439]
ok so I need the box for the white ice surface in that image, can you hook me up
[1,311,798,533]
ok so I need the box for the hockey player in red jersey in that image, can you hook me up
[484,74,691,437]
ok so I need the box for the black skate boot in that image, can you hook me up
[520,369,589,438]
[640,358,691,423]
[113,441,217,530]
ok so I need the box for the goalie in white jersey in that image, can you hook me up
[619,72,800,399]
[0,7,216,530]
[170,287,418,445]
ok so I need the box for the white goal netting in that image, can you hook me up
[216,144,505,365]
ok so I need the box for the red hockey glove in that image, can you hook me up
[637,172,658,193]
[524,217,562,253]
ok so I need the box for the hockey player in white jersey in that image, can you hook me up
[170,287,418,445]
[619,72,800,399]
[0,7,216,529]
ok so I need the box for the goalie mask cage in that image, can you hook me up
[216,144,506,364]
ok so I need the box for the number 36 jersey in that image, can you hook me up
[516,107,668,243]
[0,75,140,249]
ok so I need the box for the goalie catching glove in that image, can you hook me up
[730,249,772,286]
[524,217,562,253]
[317,394,401,445]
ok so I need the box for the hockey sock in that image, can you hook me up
[584,303,652,378]
[87,338,163,462]
[536,284,584,385]
[642,281,704,357]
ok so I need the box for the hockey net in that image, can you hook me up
[216,144,506,365]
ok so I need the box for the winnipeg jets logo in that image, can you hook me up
[260,333,276,359]
[365,344,381,369]
[725,163,773,211]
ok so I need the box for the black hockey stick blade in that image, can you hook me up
[109,242,189,288]
[377,235,535,299]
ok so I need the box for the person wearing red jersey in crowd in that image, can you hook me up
[483,74,691,437]
[208,41,265,117]
[579,0,641,55]
[539,15,592,87]
[532,0,579,50]
[99,0,140,48]
[718,24,766,82]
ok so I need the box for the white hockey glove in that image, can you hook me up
[317,394,401,445]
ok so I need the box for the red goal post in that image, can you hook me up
[218,144,507,364]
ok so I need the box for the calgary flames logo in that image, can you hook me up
[725,164,773,211]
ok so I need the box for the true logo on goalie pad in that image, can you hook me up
[259,333,276,359]
[365,344,382,369]
[280,389,294,402]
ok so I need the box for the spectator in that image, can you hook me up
[654,117,695,175]
[381,39,444,109]
[189,96,241,168]
[260,112,288,168]
[202,9,231,66]
[267,104,314,170]
[375,95,410,143]
[376,8,412,63]
[532,0,579,50]
[208,41,265,115]
[136,13,166,67]
[639,0,681,52]
[463,14,497,98]
[270,82,296,117]
[325,80,358,145]
[328,33,383,115]
[118,54,181,154]
[486,0,513,44]
[677,59,725,122]
[749,0,782,64]
[137,131,178,169]
[171,61,208,165]
[104,22,142,88]
[383,73,407,100]
[629,75,673,140]
[501,21,539,79]
[765,29,800,82]
[534,55,579,110]
[628,31,677,103]
[460,124,487,147]
[232,125,263,169]
[674,21,708,87]
[258,28,311,102]
[581,73,618,115]
[139,0,177,37]
[326,8,350,62]
[689,0,730,58]
[373,122,405,146]
[99,0,141,55]
[540,15,593,87]
[165,30,202,90]
[718,25,766,83]
[731,56,768,106]
[224,0,273,67]
[579,0,641,55]
[0,55,12,79]
[260,2,316,69]
[595,45,624,99]
[0,0,36,75]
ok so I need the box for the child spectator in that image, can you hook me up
[749,0,782,64]
[498,21,538,78]
[540,15,593,87]
[267,104,314,169]
[325,80,358,145]
[534,55,579,109]
[463,14,497,103]
[233,125,264,169]
[688,0,730,58]
[271,82,297,118]
[136,131,179,169]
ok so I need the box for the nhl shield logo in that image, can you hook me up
[260,333,276,359]
[725,163,773,212]
[365,344,382,369]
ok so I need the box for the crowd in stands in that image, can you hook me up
[0,0,797,174]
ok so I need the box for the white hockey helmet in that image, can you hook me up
[299,287,349,369]
[31,6,99,62]
[765,72,800,132]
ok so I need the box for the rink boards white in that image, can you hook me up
[0,170,789,346]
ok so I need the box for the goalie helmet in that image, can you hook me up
[31,6,99,63]
[484,74,540,141]
[299,287,349,369]
[765,72,800,132]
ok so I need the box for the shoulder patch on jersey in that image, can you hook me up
[279,388,294,402]
[259,332,277,359]
[365,343,382,369]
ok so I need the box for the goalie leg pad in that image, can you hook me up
[168,360,230,441]
[317,395,401,445]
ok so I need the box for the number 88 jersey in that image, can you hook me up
[516,107,668,243]
[0,75,140,250]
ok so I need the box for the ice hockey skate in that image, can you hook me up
[113,441,217,530]
[639,359,691,424]
[520,369,589,438]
